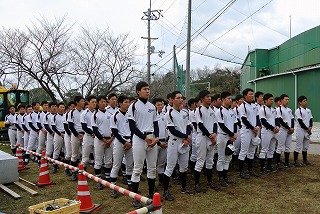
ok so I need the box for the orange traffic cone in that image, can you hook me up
[151,193,162,214]
[16,144,26,171]
[36,151,55,187]
[77,164,101,213]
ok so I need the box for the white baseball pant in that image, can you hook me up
[131,134,157,183]
[71,134,82,162]
[8,129,17,149]
[17,130,24,148]
[238,128,257,160]
[53,134,64,160]
[164,138,189,177]
[110,138,133,178]
[81,134,94,167]
[259,128,276,159]
[46,133,54,157]
[276,128,292,154]
[216,134,232,171]
[294,127,310,152]
[195,134,215,171]
[64,134,72,161]
[37,130,46,154]
[94,138,113,169]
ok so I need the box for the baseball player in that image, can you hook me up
[63,101,75,176]
[22,105,33,152]
[110,95,133,198]
[152,98,167,188]
[52,102,66,173]
[5,105,17,155]
[92,95,114,190]
[127,81,159,208]
[68,96,85,181]
[80,95,96,169]
[294,96,313,166]
[36,101,49,161]
[15,104,26,149]
[238,88,260,179]
[44,102,57,158]
[162,91,193,201]
[194,90,219,193]
[211,94,222,167]
[162,93,173,113]
[25,102,40,165]
[231,95,244,169]
[258,93,279,173]
[216,91,238,187]
[255,91,264,109]
[187,98,197,176]
[275,94,294,168]
[106,93,118,115]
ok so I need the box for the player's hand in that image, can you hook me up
[21,130,24,134]
[230,137,236,143]
[182,139,189,146]
[150,137,159,147]
[253,126,259,134]
[61,133,64,138]
[159,143,168,149]
[210,137,216,145]
[78,134,84,140]
[28,131,30,135]
[209,133,217,140]
[145,137,152,145]
[288,128,294,134]
[307,127,312,135]
[43,129,47,134]
[186,135,192,142]
[10,122,14,126]
[91,133,95,138]
[231,133,237,141]
[123,141,132,150]
[274,126,280,133]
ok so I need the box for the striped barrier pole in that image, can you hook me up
[18,146,154,206]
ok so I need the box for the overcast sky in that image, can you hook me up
[1,0,320,75]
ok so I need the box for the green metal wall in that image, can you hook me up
[240,25,320,121]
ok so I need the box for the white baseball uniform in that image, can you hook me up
[294,107,312,152]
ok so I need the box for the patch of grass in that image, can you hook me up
[0,144,320,214]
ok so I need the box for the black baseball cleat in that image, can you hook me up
[219,179,228,187]
[97,183,104,190]
[303,160,314,166]
[181,187,194,195]
[110,189,118,198]
[132,199,142,208]
[163,190,175,201]
[195,184,207,193]
[207,182,221,191]
[224,177,236,184]
[284,162,294,168]
[239,171,250,179]
[248,170,260,177]
[71,172,78,181]
[294,161,303,167]
[64,169,72,176]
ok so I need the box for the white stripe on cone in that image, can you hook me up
[39,171,49,176]
[78,181,88,185]
[78,191,90,196]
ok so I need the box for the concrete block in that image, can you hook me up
[0,150,19,184]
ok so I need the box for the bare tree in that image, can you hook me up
[71,27,140,97]
[0,17,73,102]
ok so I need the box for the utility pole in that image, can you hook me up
[141,0,162,85]
[185,0,192,99]
[173,45,176,91]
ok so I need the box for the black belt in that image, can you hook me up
[144,132,153,135]
[61,131,65,134]
[218,133,227,135]
[103,136,111,139]
[9,127,17,130]
[79,132,85,134]
[122,136,131,139]
[159,138,166,142]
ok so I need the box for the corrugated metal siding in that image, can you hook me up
[240,25,320,120]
